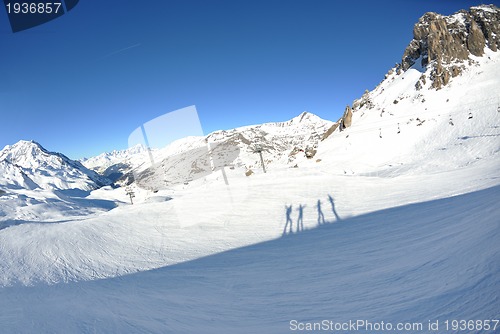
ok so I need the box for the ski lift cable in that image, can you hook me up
[337,98,499,137]
[351,97,499,130]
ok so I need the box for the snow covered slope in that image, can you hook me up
[0,159,39,190]
[315,47,500,177]
[0,141,114,225]
[0,186,500,333]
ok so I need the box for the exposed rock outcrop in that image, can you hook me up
[341,105,353,129]
[321,123,340,141]
[304,147,317,159]
[352,90,375,110]
[467,19,486,56]
[401,5,499,89]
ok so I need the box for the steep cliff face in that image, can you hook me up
[402,5,499,89]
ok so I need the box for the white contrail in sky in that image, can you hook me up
[102,43,142,59]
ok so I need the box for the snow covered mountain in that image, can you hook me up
[0,141,116,223]
[80,144,147,185]
[318,4,500,177]
[81,111,334,189]
[80,145,146,174]
[0,140,110,191]
[206,111,333,166]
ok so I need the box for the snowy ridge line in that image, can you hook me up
[338,99,499,136]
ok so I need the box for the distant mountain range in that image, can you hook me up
[81,111,334,189]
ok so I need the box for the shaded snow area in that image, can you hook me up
[1,37,499,334]
[0,183,498,333]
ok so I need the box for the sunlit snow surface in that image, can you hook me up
[0,51,499,333]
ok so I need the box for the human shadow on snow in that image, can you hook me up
[283,194,341,236]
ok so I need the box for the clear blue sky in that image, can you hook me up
[0,0,490,159]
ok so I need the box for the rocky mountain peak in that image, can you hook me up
[401,4,499,89]
[1,140,76,170]
[282,111,324,126]
[0,140,49,165]
[0,140,111,190]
